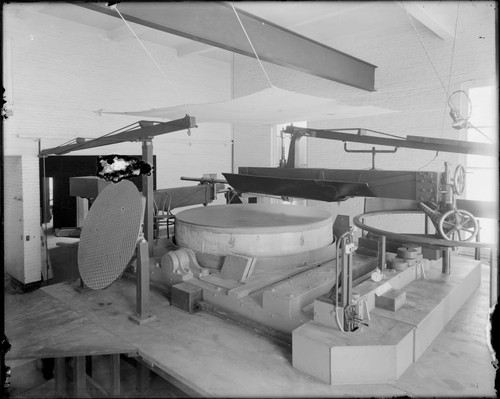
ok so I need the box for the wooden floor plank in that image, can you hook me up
[7,255,492,397]
[5,289,136,360]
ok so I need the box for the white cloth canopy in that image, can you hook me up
[102,86,396,124]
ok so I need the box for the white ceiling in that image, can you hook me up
[8,2,460,62]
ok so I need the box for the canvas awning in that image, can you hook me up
[100,86,396,125]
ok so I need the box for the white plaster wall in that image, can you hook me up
[232,2,497,228]
[3,4,233,282]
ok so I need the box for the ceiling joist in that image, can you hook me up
[398,2,455,40]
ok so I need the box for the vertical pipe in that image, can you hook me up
[378,235,386,271]
[142,139,154,256]
[475,220,481,260]
[136,239,150,318]
[347,253,353,304]
[442,247,451,274]
[341,238,349,308]
[294,135,303,168]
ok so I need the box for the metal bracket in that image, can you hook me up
[343,143,398,170]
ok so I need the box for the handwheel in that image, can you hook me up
[452,164,466,196]
[438,209,479,241]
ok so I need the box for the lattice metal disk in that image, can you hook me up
[78,180,144,290]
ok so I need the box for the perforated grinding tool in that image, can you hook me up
[78,180,145,290]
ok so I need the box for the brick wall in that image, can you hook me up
[232,2,496,224]
[3,4,233,282]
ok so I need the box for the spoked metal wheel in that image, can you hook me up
[438,209,479,242]
[452,164,466,196]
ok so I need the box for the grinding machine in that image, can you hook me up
[157,126,496,385]
[53,119,495,385]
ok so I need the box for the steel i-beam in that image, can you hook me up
[73,2,376,91]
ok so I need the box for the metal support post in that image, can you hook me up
[341,252,349,308]
[490,246,498,307]
[129,238,156,325]
[347,253,353,304]
[294,134,308,169]
[340,236,353,308]
[142,138,154,256]
[378,235,386,271]
[442,247,452,274]
[474,220,481,260]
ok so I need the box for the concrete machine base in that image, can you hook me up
[293,255,481,384]
[168,204,379,335]
[164,204,483,385]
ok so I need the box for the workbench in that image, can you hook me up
[4,255,495,397]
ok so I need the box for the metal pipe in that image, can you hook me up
[378,235,386,271]
[475,220,481,260]
[142,139,154,256]
[180,176,228,184]
[353,210,493,248]
[442,247,452,274]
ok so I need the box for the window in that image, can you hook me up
[465,85,498,245]
[271,121,307,205]
[274,121,307,167]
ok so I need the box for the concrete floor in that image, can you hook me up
[5,227,498,397]
[391,261,497,397]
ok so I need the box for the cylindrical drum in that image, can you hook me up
[175,204,333,257]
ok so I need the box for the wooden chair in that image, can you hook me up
[153,191,175,242]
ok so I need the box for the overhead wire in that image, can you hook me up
[230,3,274,89]
[440,2,462,139]
[45,122,142,155]
[110,4,185,104]
[418,151,440,170]
[401,3,458,102]
[401,2,462,167]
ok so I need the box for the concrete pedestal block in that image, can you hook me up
[375,289,406,312]
[293,255,481,384]
[293,316,414,384]
[372,256,481,361]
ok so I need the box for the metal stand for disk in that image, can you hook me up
[129,238,156,325]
